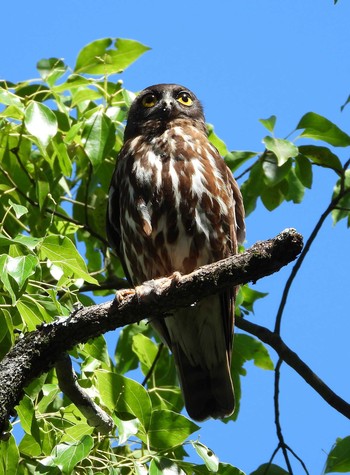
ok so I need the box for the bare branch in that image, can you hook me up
[237,318,350,419]
[56,354,114,434]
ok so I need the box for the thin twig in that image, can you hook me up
[274,358,293,473]
[237,318,350,419]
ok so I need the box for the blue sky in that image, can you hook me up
[2,1,350,473]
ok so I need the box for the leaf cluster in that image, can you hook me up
[0,37,349,474]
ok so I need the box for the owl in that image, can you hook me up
[107,84,245,421]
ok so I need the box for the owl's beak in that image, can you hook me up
[160,99,175,114]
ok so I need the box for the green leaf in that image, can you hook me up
[238,285,268,314]
[39,435,94,474]
[115,322,151,374]
[16,395,41,445]
[283,168,305,204]
[0,233,41,251]
[82,109,116,168]
[17,298,44,330]
[251,463,289,475]
[298,145,342,172]
[147,410,199,450]
[8,199,28,218]
[263,136,298,165]
[74,37,150,75]
[0,435,19,475]
[37,58,67,86]
[234,334,274,371]
[240,161,265,216]
[225,150,258,173]
[60,424,94,444]
[83,336,110,364]
[192,441,219,472]
[325,436,350,473]
[95,370,152,430]
[331,170,350,226]
[0,309,14,359]
[18,433,41,457]
[24,101,58,148]
[260,183,284,211]
[0,87,23,109]
[115,417,139,445]
[296,112,350,147]
[132,333,158,373]
[295,154,313,188]
[259,115,277,133]
[40,235,98,285]
[207,124,229,156]
[0,255,38,303]
[262,154,292,185]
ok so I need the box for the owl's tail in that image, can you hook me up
[173,345,235,422]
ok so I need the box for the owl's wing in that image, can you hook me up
[106,153,133,284]
[219,162,246,365]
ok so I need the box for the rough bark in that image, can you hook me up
[0,228,303,434]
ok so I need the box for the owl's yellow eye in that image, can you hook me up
[142,93,157,108]
[176,92,193,107]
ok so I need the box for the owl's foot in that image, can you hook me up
[169,271,182,285]
[115,288,135,304]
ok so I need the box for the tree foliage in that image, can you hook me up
[0,37,349,474]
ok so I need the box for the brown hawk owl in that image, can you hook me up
[107,84,245,421]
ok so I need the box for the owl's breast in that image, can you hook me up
[118,129,234,283]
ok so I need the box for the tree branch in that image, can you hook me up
[0,229,304,433]
[237,318,350,419]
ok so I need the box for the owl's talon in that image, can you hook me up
[115,288,135,304]
[170,271,182,286]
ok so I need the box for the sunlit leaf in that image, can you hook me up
[263,136,298,165]
[234,334,274,371]
[0,435,19,475]
[259,115,277,133]
[40,235,98,284]
[296,112,350,147]
[298,145,342,172]
[207,124,229,156]
[115,417,139,445]
[0,255,38,303]
[39,435,94,474]
[82,109,116,168]
[37,58,67,86]
[25,101,58,148]
[238,285,268,314]
[192,441,219,472]
[74,37,150,75]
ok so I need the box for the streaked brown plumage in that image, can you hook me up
[107,84,245,421]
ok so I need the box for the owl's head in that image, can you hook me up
[124,84,205,140]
